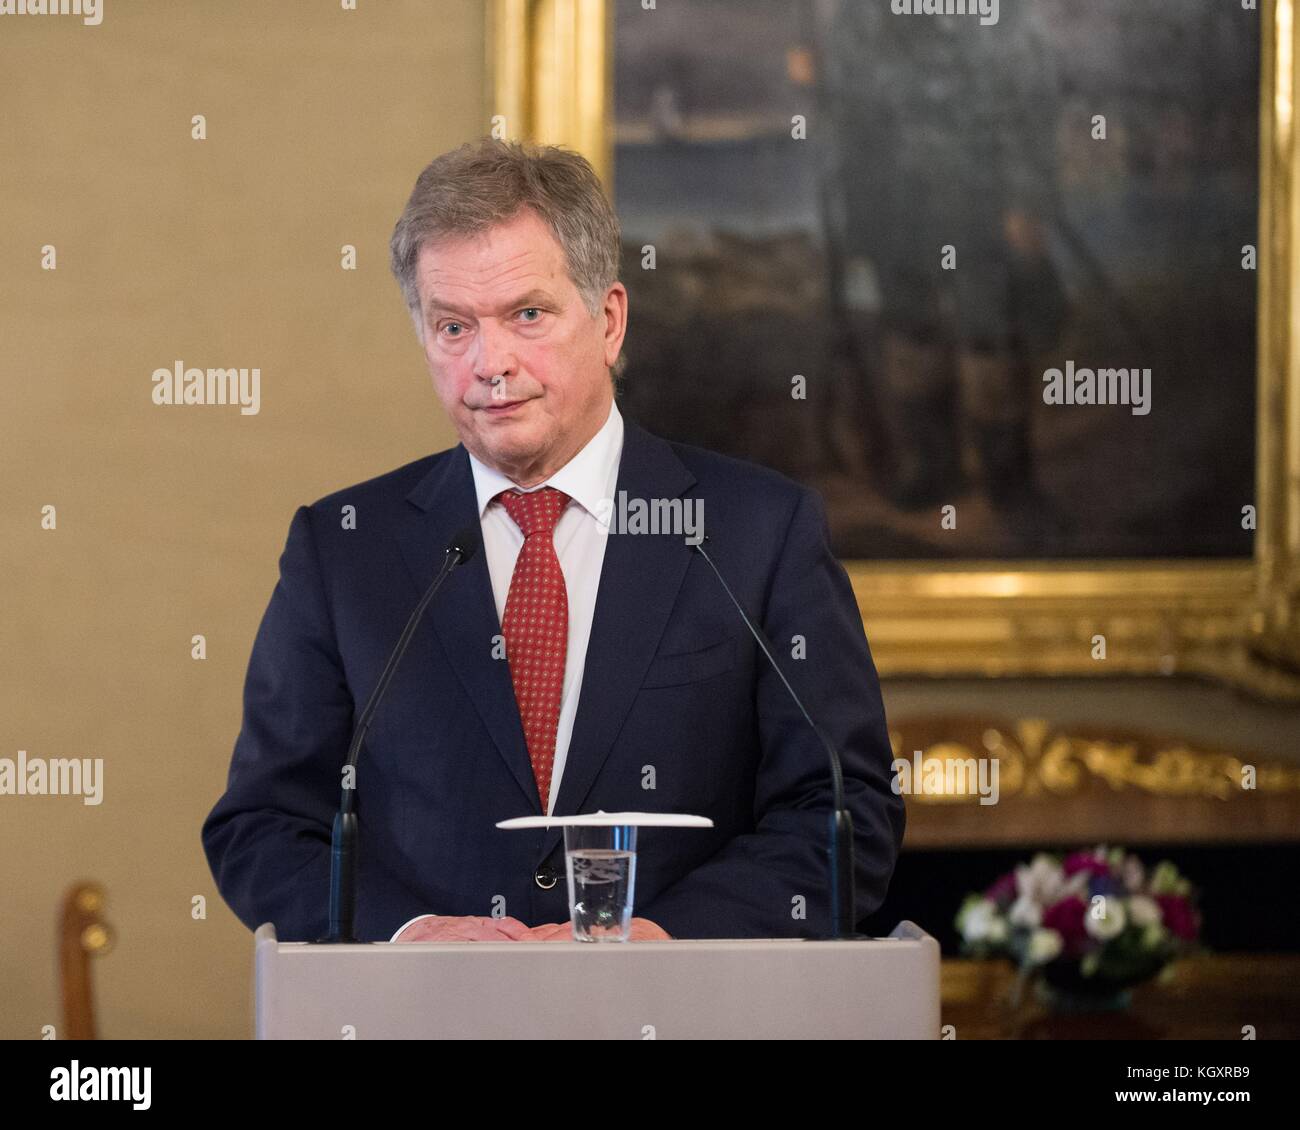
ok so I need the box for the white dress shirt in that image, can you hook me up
[389,400,624,941]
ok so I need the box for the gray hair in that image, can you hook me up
[389,137,627,387]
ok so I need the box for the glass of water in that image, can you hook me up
[563,822,637,942]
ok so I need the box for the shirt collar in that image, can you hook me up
[466,400,624,527]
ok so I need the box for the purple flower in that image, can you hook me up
[984,871,1018,907]
[1155,894,1200,941]
[1042,895,1090,958]
[1064,850,1112,880]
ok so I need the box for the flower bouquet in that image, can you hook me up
[955,845,1202,1010]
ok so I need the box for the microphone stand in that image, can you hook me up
[319,531,478,943]
[691,535,857,939]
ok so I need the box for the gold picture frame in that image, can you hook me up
[489,0,1300,701]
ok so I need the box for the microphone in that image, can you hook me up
[688,532,857,940]
[319,523,481,943]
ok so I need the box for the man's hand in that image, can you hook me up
[520,918,673,941]
[391,915,673,942]
[392,915,532,943]
[628,918,672,940]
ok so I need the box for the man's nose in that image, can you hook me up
[471,320,517,383]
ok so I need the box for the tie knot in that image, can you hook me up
[497,486,570,537]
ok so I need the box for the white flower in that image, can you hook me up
[1008,894,1043,929]
[1121,856,1146,893]
[1015,854,1066,906]
[1128,895,1161,927]
[1085,895,1127,940]
[1063,870,1091,899]
[958,898,1002,943]
[987,917,1009,944]
[1027,928,1063,965]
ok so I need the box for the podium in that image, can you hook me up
[254,919,939,1039]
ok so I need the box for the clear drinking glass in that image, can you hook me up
[563,823,637,942]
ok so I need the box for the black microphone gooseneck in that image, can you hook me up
[689,533,856,940]
[320,524,481,943]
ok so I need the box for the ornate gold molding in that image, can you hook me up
[491,1,1300,700]
[889,717,1300,804]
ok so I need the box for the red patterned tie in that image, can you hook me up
[497,486,571,811]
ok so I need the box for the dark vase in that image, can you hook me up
[1040,961,1143,1008]
[1012,960,1166,1039]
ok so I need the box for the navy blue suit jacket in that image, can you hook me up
[201,417,904,941]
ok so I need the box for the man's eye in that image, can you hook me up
[441,322,463,337]
[518,307,541,322]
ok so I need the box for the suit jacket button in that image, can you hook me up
[534,865,558,890]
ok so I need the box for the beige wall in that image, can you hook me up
[1,0,481,1038]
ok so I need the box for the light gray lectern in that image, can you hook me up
[254,920,939,1039]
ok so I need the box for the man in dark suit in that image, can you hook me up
[202,137,904,943]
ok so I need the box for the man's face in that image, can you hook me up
[413,207,626,486]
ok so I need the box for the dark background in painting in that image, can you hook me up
[612,0,1259,560]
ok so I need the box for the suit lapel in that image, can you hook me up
[395,445,540,812]
[394,417,700,845]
